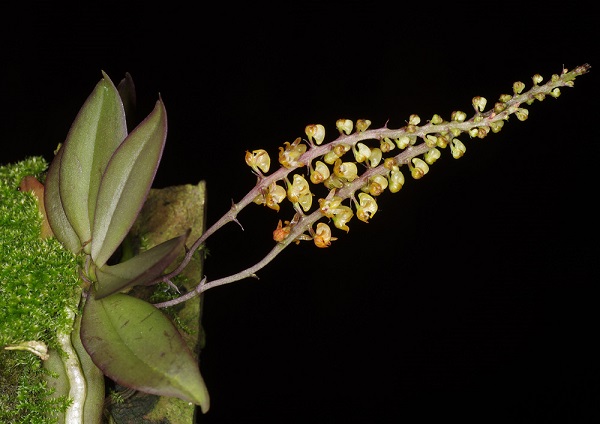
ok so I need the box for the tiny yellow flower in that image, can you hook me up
[319,195,343,218]
[305,124,326,145]
[353,142,371,163]
[356,119,372,132]
[287,174,313,212]
[409,157,429,179]
[245,149,271,174]
[450,139,466,159]
[388,166,405,193]
[451,110,467,122]
[279,137,307,168]
[356,192,378,223]
[472,96,487,112]
[364,175,388,196]
[265,182,287,211]
[424,148,441,165]
[336,119,354,135]
[367,148,382,168]
[333,159,358,181]
[380,137,395,153]
[313,222,337,248]
[310,160,331,184]
[332,205,353,232]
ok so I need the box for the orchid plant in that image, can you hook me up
[0,63,590,423]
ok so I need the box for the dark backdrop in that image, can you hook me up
[2,3,597,423]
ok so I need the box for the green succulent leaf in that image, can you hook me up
[44,147,82,254]
[95,230,189,299]
[80,292,210,412]
[58,71,128,252]
[90,98,167,268]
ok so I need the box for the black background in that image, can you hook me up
[2,3,598,423]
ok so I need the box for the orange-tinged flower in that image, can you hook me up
[356,193,378,223]
[245,149,271,174]
[278,137,307,168]
[313,222,337,248]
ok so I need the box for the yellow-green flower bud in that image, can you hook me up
[366,175,388,196]
[333,159,358,181]
[305,124,326,145]
[450,139,466,159]
[356,119,372,132]
[323,175,344,189]
[472,96,487,112]
[367,148,382,168]
[437,135,449,148]
[388,166,405,193]
[409,157,429,179]
[532,74,543,85]
[451,110,467,122]
[323,149,340,165]
[513,81,526,94]
[332,205,353,232]
[515,108,529,121]
[356,192,378,223]
[287,174,312,212]
[425,134,437,148]
[494,102,507,113]
[550,88,561,98]
[380,137,395,153]
[336,119,353,135]
[395,135,411,149]
[424,148,441,165]
[431,114,443,125]
[408,114,421,126]
[489,120,504,133]
[353,142,371,163]
[310,160,330,184]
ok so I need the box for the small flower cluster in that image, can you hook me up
[243,65,589,249]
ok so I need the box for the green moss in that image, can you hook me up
[0,157,81,423]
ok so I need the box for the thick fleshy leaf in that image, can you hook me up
[59,71,127,252]
[95,231,189,299]
[44,147,81,253]
[90,98,167,267]
[80,292,210,412]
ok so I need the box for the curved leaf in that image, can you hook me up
[59,71,127,252]
[80,292,210,412]
[44,147,81,253]
[95,231,189,299]
[91,99,167,268]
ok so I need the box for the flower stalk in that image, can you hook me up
[153,64,590,307]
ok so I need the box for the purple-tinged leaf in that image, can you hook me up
[90,98,167,268]
[80,292,210,412]
[117,72,137,132]
[44,147,82,254]
[59,71,127,252]
[95,231,188,299]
